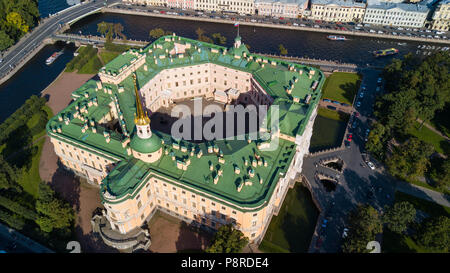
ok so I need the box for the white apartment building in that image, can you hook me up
[194,0,255,14]
[431,0,450,31]
[363,2,429,28]
[310,0,366,22]
[124,0,167,7]
[255,0,309,18]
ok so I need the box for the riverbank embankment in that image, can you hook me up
[103,7,450,45]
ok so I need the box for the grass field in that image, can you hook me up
[258,184,319,253]
[317,108,350,122]
[382,191,449,253]
[321,72,361,105]
[17,137,46,197]
[408,121,449,155]
[99,51,121,64]
[309,109,348,152]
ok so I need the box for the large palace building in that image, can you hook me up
[46,34,325,250]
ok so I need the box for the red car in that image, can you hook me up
[354,112,360,117]
[347,134,353,141]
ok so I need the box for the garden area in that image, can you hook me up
[0,95,75,251]
[258,184,319,253]
[382,191,450,253]
[65,42,133,74]
[321,72,361,105]
[309,108,349,153]
[408,121,449,155]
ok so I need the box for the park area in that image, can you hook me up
[321,72,361,105]
[258,184,319,253]
[309,108,349,153]
[382,191,450,253]
[65,43,132,74]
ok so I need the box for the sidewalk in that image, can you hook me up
[395,180,450,208]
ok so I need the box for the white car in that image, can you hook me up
[293,23,298,26]
[369,29,376,33]
[378,30,383,34]
[377,77,382,83]
[342,228,349,238]
[367,162,375,170]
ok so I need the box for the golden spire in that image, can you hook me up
[132,73,150,126]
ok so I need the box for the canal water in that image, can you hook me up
[0,42,76,122]
[0,11,445,122]
[68,13,444,66]
[38,0,81,18]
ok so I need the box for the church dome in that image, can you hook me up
[130,132,162,154]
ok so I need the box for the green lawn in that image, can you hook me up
[16,137,45,197]
[321,72,361,105]
[309,110,348,152]
[382,191,450,253]
[258,184,319,253]
[408,121,450,155]
[394,191,450,218]
[317,107,350,122]
[99,51,121,64]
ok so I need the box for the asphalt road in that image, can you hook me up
[303,68,399,253]
[0,0,120,79]
[115,3,448,41]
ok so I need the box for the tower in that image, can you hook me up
[132,73,151,139]
[130,72,163,164]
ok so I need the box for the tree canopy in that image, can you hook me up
[342,204,383,253]
[0,0,39,51]
[206,224,249,253]
[416,216,449,252]
[382,201,416,234]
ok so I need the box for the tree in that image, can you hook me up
[35,183,74,233]
[416,216,449,252]
[149,28,165,39]
[0,30,14,51]
[365,122,387,160]
[278,44,288,55]
[97,21,109,37]
[386,137,434,180]
[342,204,382,253]
[430,158,450,189]
[0,156,20,191]
[382,201,416,234]
[212,33,227,45]
[206,224,249,253]
[195,28,205,40]
[113,23,126,40]
[6,12,29,33]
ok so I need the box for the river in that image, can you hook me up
[0,42,76,122]
[68,12,445,67]
[0,11,445,122]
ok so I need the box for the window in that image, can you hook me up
[137,201,142,209]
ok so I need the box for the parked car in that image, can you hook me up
[376,87,381,92]
[359,92,364,98]
[352,120,357,128]
[377,77,382,84]
[367,161,376,170]
[356,101,361,108]
[342,228,349,238]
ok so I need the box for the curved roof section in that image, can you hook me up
[130,132,162,154]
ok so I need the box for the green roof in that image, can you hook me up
[130,132,162,153]
[46,35,325,212]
